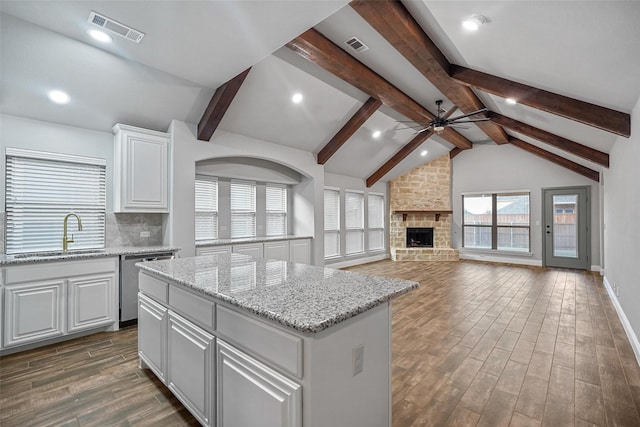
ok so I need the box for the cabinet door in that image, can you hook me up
[114,124,169,213]
[232,244,263,258]
[138,293,167,382]
[264,241,290,261]
[196,246,232,256]
[67,273,116,333]
[289,239,311,264]
[4,280,65,347]
[217,339,301,427]
[167,312,215,427]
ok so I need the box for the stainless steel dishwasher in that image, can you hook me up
[120,252,174,326]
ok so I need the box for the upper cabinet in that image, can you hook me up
[113,124,169,213]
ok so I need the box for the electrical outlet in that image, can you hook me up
[353,344,364,376]
[140,231,150,238]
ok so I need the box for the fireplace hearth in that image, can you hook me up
[406,227,434,248]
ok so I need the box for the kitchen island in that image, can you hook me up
[137,253,418,427]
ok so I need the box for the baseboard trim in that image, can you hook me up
[459,252,543,267]
[603,276,640,366]
[326,254,389,269]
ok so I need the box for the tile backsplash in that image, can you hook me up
[106,213,164,247]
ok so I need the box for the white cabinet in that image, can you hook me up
[196,245,232,256]
[289,239,311,264]
[2,258,118,350]
[4,280,65,347]
[138,293,168,383]
[113,123,169,213]
[68,273,116,333]
[264,240,290,261]
[167,312,215,427]
[232,243,263,258]
[217,339,301,427]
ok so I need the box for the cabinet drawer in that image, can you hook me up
[216,305,302,378]
[169,285,215,330]
[139,273,168,304]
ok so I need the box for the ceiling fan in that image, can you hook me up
[401,100,489,134]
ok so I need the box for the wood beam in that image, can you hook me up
[451,65,631,137]
[317,97,382,165]
[449,147,463,159]
[509,137,599,182]
[489,112,609,168]
[286,29,472,150]
[366,131,432,187]
[349,0,509,145]
[197,68,251,141]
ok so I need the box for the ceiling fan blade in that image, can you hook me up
[447,107,488,122]
[415,125,434,134]
[448,124,469,129]
[449,118,491,124]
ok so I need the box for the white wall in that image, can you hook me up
[603,93,640,360]
[166,120,325,264]
[452,143,601,268]
[324,172,389,267]
[0,114,114,210]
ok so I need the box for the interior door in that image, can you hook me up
[542,187,590,269]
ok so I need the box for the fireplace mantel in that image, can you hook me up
[393,210,453,222]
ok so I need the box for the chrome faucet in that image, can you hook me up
[63,213,83,252]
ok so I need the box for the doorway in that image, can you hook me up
[542,186,590,269]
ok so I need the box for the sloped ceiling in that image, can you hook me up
[2,0,639,183]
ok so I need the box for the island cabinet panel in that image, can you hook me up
[216,305,302,379]
[138,271,168,304]
[216,339,301,427]
[67,273,116,333]
[138,293,168,383]
[264,240,290,261]
[167,311,215,427]
[4,280,65,347]
[289,239,311,264]
[169,285,215,329]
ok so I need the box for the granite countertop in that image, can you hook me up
[0,246,180,266]
[196,235,312,247]
[137,253,418,334]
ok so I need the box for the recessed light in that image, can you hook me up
[88,29,112,43]
[505,98,517,105]
[372,130,381,139]
[292,93,303,104]
[48,90,70,104]
[462,14,487,31]
[421,150,428,157]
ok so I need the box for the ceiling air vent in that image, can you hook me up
[345,36,369,53]
[88,11,145,43]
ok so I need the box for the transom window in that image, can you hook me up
[463,192,530,252]
[5,148,106,255]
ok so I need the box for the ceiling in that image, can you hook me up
[2,0,639,183]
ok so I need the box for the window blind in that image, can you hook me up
[230,180,256,238]
[5,151,106,254]
[195,175,218,241]
[368,193,385,251]
[324,189,340,258]
[266,184,287,236]
[345,191,364,255]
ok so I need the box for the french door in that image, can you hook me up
[542,186,590,269]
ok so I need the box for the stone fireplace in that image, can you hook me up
[389,154,459,262]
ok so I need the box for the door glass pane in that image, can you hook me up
[553,194,578,258]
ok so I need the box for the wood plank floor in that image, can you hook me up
[1,260,639,426]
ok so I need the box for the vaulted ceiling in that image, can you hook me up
[2,1,639,184]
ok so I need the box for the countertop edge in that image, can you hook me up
[196,235,312,248]
[0,246,180,266]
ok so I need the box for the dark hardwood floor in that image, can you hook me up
[1,260,639,426]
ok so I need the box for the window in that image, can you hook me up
[195,175,218,241]
[463,192,530,252]
[5,149,106,255]
[266,184,287,236]
[345,191,364,255]
[230,180,256,238]
[368,193,385,251]
[324,188,340,258]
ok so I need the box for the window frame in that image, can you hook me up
[323,187,341,259]
[367,192,385,252]
[195,175,218,241]
[265,183,288,237]
[230,179,257,239]
[462,191,531,253]
[344,190,365,256]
